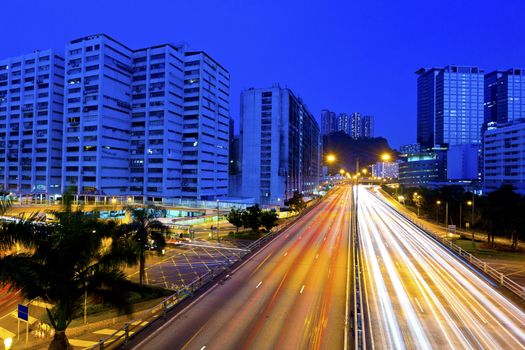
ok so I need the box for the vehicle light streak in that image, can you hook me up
[358,186,525,349]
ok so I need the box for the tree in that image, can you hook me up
[0,193,134,350]
[260,210,279,232]
[286,192,307,213]
[226,208,244,236]
[242,204,262,233]
[117,205,168,286]
[481,185,523,249]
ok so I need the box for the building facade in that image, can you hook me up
[399,143,421,155]
[371,161,399,179]
[62,35,133,195]
[417,66,484,149]
[182,51,230,200]
[129,44,185,199]
[1,34,229,200]
[0,50,64,196]
[483,120,525,195]
[321,109,337,135]
[240,86,320,205]
[447,144,479,181]
[399,149,447,186]
[484,69,525,127]
[336,112,350,135]
[350,112,373,139]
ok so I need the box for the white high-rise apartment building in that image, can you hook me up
[240,86,320,205]
[182,51,230,200]
[0,50,64,195]
[62,35,133,195]
[130,44,185,199]
[483,119,525,195]
[1,34,230,200]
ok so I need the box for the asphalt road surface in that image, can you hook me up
[132,186,352,350]
[358,186,525,349]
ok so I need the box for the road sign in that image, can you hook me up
[17,304,28,321]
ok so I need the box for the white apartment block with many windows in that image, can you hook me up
[130,44,185,199]
[0,50,64,195]
[182,51,230,200]
[62,35,133,195]
[0,34,230,200]
[483,119,525,195]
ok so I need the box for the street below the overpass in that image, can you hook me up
[358,185,525,349]
[132,186,353,350]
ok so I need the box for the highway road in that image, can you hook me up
[357,186,525,349]
[132,186,353,350]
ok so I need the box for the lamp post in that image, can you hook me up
[413,192,421,216]
[326,154,336,176]
[459,202,462,231]
[467,199,474,243]
[216,199,220,243]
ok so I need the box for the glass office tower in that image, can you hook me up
[417,66,484,148]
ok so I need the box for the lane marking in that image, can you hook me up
[200,346,206,350]
[283,252,288,257]
[256,281,262,289]
[414,297,424,313]
[315,253,319,260]
[300,285,305,294]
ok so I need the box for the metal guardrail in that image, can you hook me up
[379,191,525,301]
[351,185,366,350]
[87,193,327,350]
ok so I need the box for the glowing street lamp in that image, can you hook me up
[381,153,391,162]
[362,168,368,175]
[326,154,336,163]
[339,169,345,175]
[4,338,12,350]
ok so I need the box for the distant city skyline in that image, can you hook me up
[1,0,524,148]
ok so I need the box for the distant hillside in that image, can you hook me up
[323,132,397,173]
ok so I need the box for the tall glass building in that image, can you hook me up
[484,69,525,126]
[417,66,484,148]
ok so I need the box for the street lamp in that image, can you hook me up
[467,199,474,243]
[216,199,220,243]
[362,168,368,176]
[436,200,448,226]
[326,154,336,163]
[397,195,405,204]
[381,153,391,162]
[339,169,345,176]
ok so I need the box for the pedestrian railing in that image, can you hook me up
[378,191,525,301]
[87,192,328,349]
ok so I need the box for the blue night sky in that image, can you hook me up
[2,0,524,148]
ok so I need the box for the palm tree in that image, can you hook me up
[0,193,136,350]
[117,205,168,286]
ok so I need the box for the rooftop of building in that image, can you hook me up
[416,65,484,75]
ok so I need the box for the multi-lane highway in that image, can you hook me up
[357,186,525,349]
[133,186,353,350]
